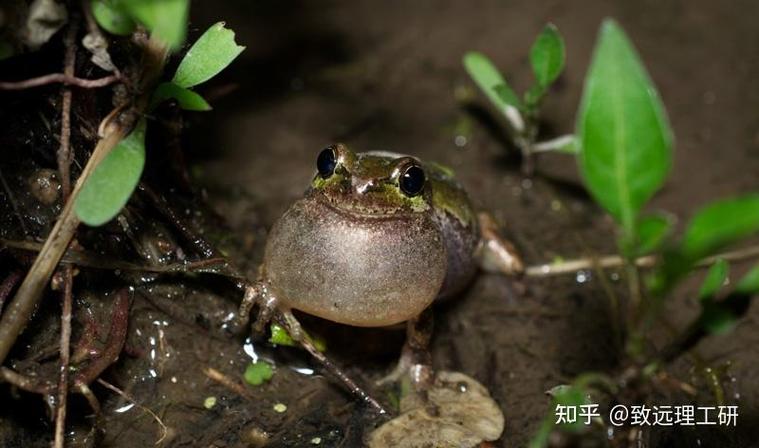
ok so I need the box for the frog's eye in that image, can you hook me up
[399,165,426,197]
[317,146,337,178]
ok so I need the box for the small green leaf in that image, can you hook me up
[735,263,759,295]
[90,0,136,36]
[699,259,729,300]
[122,0,189,51]
[463,51,522,111]
[268,323,327,352]
[269,323,296,347]
[681,194,759,261]
[75,119,146,226]
[577,19,673,238]
[173,22,245,89]
[529,23,565,88]
[151,82,212,111]
[635,213,674,256]
[243,361,274,386]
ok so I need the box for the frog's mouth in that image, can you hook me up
[309,189,424,219]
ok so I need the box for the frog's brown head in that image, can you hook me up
[309,143,433,216]
[261,144,447,327]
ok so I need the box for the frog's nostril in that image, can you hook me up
[353,178,375,194]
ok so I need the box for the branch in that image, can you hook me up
[524,244,759,278]
[0,73,120,90]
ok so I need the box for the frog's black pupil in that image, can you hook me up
[400,165,425,197]
[317,147,337,178]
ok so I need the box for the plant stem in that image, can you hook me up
[524,244,759,277]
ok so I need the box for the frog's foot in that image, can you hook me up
[475,212,524,276]
[375,344,433,391]
[376,308,434,394]
[234,281,279,334]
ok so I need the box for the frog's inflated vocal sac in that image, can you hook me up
[238,143,523,390]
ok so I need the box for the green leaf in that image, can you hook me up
[243,361,274,386]
[269,323,296,347]
[529,23,565,88]
[151,82,212,111]
[463,51,522,111]
[268,323,327,352]
[635,213,674,255]
[735,263,759,295]
[681,194,759,261]
[577,19,673,237]
[75,119,146,226]
[493,83,521,109]
[122,0,189,51]
[699,259,729,300]
[173,22,245,89]
[90,0,136,36]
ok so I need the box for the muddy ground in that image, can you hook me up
[2,0,759,447]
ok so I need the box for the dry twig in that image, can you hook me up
[0,73,119,90]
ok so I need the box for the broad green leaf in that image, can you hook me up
[90,0,135,36]
[463,51,522,111]
[577,19,673,236]
[529,23,565,88]
[635,213,674,255]
[151,82,212,111]
[173,22,245,89]
[698,259,729,300]
[122,0,189,51]
[735,263,759,294]
[243,361,273,386]
[75,119,146,226]
[681,194,759,261]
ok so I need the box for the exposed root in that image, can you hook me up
[0,73,120,90]
[97,378,168,446]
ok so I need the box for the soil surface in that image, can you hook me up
[2,1,759,447]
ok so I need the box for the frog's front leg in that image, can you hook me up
[376,308,434,393]
[475,211,524,275]
[235,281,279,334]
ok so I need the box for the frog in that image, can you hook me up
[237,143,523,408]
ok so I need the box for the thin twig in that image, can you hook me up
[58,20,77,200]
[202,366,256,400]
[524,244,759,278]
[54,266,73,448]
[0,73,119,90]
[0,366,54,394]
[97,378,168,445]
[2,239,242,279]
[275,311,389,415]
[54,20,79,448]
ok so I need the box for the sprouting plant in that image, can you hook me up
[74,18,244,226]
[466,18,759,446]
[464,23,573,175]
